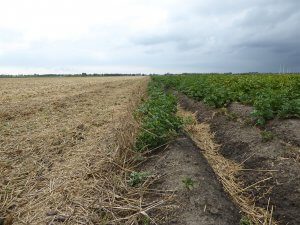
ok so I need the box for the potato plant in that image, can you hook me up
[154,74,300,125]
[135,80,182,151]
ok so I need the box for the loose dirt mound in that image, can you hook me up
[141,136,241,225]
[0,77,148,224]
[177,93,300,225]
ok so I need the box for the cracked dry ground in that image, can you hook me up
[0,77,148,224]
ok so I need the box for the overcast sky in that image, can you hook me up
[0,0,300,74]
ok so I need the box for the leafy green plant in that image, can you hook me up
[135,80,182,151]
[128,171,150,187]
[182,177,195,190]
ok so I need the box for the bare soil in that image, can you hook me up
[177,93,300,225]
[228,102,300,147]
[141,136,241,225]
[0,77,149,224]
[267,119,300,147]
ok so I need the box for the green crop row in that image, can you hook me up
[135,79,182,151]
[153,74,300,125]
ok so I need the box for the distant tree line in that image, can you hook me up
[0,72,299,78]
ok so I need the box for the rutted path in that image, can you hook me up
[142,135,241,225]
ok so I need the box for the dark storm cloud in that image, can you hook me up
[131,0,300,72]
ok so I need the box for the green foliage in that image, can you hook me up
[260,130,274,142]
[182,177,195,190]
[153,74,300,124]
[128,171,149,187]
[135,80,182,151]
[240,216,253,225]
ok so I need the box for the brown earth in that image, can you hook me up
[141,136,241,225]
[177,93,300,225]
[0,77,149,224]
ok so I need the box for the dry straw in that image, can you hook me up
[0,77,172,225]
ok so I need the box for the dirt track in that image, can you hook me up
[0,77,148,224]
[142,136,241,225]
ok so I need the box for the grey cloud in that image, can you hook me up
[133,34,185,46]
[129,1,300,72]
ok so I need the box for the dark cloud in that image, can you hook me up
[132,1,300,72]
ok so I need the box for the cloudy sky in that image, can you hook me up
[0,0,299,74]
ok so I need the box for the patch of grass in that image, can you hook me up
[182,177,195,190]
[135,80,182,151]
[260,130,274,142]
[128,171,150,187]
[240,216,253,225]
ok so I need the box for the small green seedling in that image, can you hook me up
[240,216,253,225]
[182,177,195,190]
[141,216,151,225]
[227,112,238,121]
[182,115,195,125]
[128,171,149,187]
[261,130,274,142]
[99,214,109,225]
